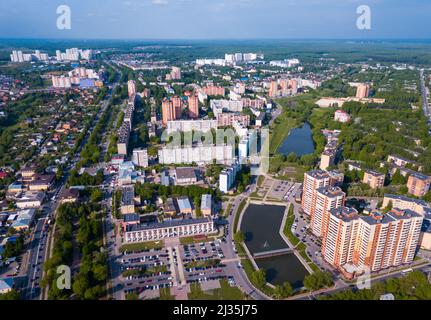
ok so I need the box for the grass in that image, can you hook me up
[269,111,298,154]
[257,175,265,187]
[184,259,221,270]
[119,241,164,253]
[223,203,233,217]
[159,287,175,300]
[233,199,247,232]
[180,236,208,245]
[188,280,245,300]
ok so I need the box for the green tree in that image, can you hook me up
[251,269,266,289]
[234,231,245,243]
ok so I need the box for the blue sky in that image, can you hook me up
[0,0,430,39]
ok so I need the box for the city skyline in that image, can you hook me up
[0,0,431,40]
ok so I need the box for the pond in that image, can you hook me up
[278,122,315,157]
[240,204,309,288]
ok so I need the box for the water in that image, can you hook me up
[278,122,315,157]
[240,204,309,288]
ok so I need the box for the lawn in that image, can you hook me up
[119,240,164,253]
[180,235,208,245]
[269,111,298,154]
[159,288,175,300]
[188,280,245,300]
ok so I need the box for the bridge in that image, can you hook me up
[253,248,293,259]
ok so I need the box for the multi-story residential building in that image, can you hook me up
[124,217,215,243]
[387,155,423,171]
[166,119,218,134]
[355,83,370,99]
[363,170,385,189]
[162,98,178,125]
[132,148,149,168]
[128,80,136,97]
[210,99,243,117]
[216,113,250,127]
[302,170,337,216]
[117,122,130,155]
[188,95,199,118]
[167,66,181,80]
[319,150,336,171]
[158,144,234,165]
[407,172,431,197]
[219,160,241,193]
[382,194,431,216]
[322,208,423,279]
[322,206,360,269]
[310,186,345,238]
[202,85,225,97]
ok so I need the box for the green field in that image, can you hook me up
[119,241,164,253]
[188,280,245,300]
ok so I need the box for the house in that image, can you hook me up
[163,198,177,216]
[10,209,36,231]
[59,188,80,204]
[201,194,212,216]
[175,167,198,186]
[120,185,135,215]
[16,191,45,209]
[28,173,55,191]
[7,182,23,196]
[177,197,193,215]
[0,278,12,294]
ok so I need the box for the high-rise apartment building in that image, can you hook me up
[162,98,177,125]
[322,208,423,278]
[310,186,345,238]
[356,84,370,99]
[407,173,431,197]
[128,80,137,97]
[188,95,199,119]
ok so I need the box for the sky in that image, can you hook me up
[0,0,430,40]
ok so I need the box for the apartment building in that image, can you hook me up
[363,170,385,189]
[322,206,359,268]
[132,148,149,168]
[166,119,218,134]
[216,113,250,127]
[158,144,234,165]
[407,172,431,197]
[382,194,431,216]
[322,208,423,279]
[188,95,199,118]
[310,186,345,238]
[301,170,343,216]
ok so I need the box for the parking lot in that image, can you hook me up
[267,180,301,201]
[119,239,233,298]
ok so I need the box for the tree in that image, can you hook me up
[303,271,333,291]
[234,231,245,243]
[286,152,298,163]
[90,188,103,203]
[251,269,266,289]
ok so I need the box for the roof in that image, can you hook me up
[177,197,192,211]
[126,217,213,232]
[201,194,212,210]
[123,213,140,223]
[0,279,12,291]
[175,167,197,181]
[384,194,428,207]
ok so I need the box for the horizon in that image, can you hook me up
[1,0,430,40]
